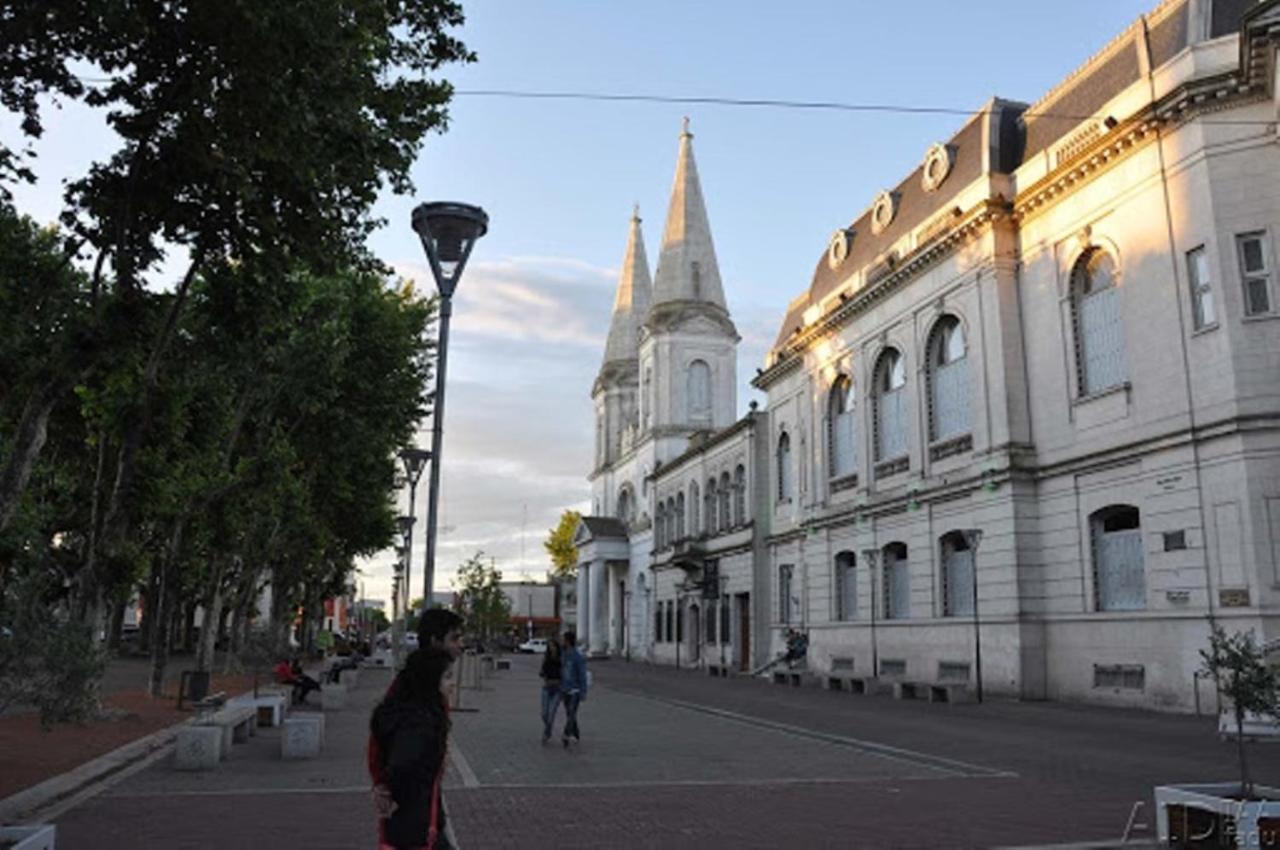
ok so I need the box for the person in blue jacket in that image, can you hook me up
[558,630,589,748]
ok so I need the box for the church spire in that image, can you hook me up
[600,206,652,370]
[651,118,727,310]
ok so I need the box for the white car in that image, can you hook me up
[403,632,419,648]
[518,638,548,654]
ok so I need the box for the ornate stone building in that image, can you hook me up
[580,0,1280,711]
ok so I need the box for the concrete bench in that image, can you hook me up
[928,683,974,704]
[192,690,227,711]
[249,692,289,727]
[892,681,926,700]
[281,715,324,759]
[195,704,258,755]
[175,725,224,770]
[320,682,347,711]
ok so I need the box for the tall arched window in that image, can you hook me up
[675,492,685,541]
[669,498,679,545]
[874,349,908,461]
[939,532,973,617]
[655,502,666,549]
[617,486,634,525]
[1090,505,1145,611]
[705,478,718,535]
[835,551,857,620]
[719,471,732,530]
[827,375,857,479]
[928,317,970,442]
[777,432,793,501]
[882,542,909,620]
[689,482,700,537]
[1071,249,1126,396]
[643,367,652,427]
[733,464,746,526]
[688,359,712,422]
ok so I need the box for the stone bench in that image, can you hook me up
[249,692,289,727]
[175,725,224,771]
[281,715,324,759]
[320,682,347,711]
[192,690,227,711]
[194,703,258,755]
[928,683,974,704]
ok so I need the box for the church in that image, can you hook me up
[575,0,1280,712]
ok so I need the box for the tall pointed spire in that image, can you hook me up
[601,206,652,368]
[651,118,727,310]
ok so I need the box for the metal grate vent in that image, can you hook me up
[1093,663,1145,690]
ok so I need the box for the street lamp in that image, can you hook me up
[861,548,881,680]
[412,201,489,606]
[961,528,985,703]
[398,447,430,624]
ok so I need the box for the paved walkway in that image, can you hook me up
[42,654,1278,848]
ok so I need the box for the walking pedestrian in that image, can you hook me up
[539,636,562,743]
[559,630,588,748]
[368,609,465,850]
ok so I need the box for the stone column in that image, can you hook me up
[576,562,590,647]
[588,559,607,656]
[607,565,621,655]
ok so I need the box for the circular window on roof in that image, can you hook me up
[870,191,897,236]
[921,143,955,193]
[827,228,852,270]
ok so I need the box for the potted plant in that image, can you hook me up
[1155,624,1280,848]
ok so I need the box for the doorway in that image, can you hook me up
[736,593,751,672]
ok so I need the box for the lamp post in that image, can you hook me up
[861,548,880,680]
[412,201,488,606]
[398,447,430,621]
[961,528,985,703]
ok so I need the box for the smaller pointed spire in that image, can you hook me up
[600,208,652,370]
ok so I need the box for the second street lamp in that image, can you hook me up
[398,447,430,627]
[860,548,881,680]
[961,528,985,703]
[412,201,488,605]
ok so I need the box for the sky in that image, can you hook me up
[6,0,1159,606]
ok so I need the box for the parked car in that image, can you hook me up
[517,637,548,654]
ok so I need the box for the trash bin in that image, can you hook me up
[182,670,210,703]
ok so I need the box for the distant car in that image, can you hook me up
[517,638,548,654]
[403,632,419,648]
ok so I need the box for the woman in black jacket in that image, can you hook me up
[539,637,562,743]
[369,646,454,850]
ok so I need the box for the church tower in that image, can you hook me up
[639,119,739,463]
[593,207,652,472]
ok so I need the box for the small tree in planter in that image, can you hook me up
[1200,624,1280,799]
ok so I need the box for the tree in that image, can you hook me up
[1200,623,1280,797]
[544,509,582,578]
[453,552,511,640]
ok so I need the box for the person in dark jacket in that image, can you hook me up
[369,646,454,849]
[558,630,588,748]
[538,637,562,743]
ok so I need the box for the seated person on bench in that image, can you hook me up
[274,658,321,704]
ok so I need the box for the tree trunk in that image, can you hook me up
[140,562,160,653]
[147,563,171,698]
[1236,704,1251,796]
[196,564,225,672]
[107,600,126,652]
[0,377,63,534]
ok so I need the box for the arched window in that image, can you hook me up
[874,349,908,461]
[939,532,974,617]
[733,464,746,526]
[828,375,857,478]
[689,482,700,536]
[777,432,793,501]
[643,367,652,427]
[667,497,678,545]
[1071,249,1126,396]
[616,486,634,525]
[675,492,685,541]
[688,359,712,422]
[835,551,857,620]
[655,502,666,549]
[705,478,718,535]
[719,471,732,530]
[928,317,970,442]
[882,542,909,620]
[1090,505,1145,611]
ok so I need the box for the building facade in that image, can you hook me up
[579,0,1280,712]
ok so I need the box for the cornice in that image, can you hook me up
[753,198,1009,390]
[643,299,739,340]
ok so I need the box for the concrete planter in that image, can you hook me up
[0,824,57,850]
[1154,783,1280,847]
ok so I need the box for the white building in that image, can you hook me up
[579,0,1280,711]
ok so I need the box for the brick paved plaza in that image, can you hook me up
[46,655,1280,848]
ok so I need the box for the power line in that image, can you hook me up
[59,76,1280,126]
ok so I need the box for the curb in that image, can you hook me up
[0,719,182,825]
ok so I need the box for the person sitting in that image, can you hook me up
[275,657,321,704]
